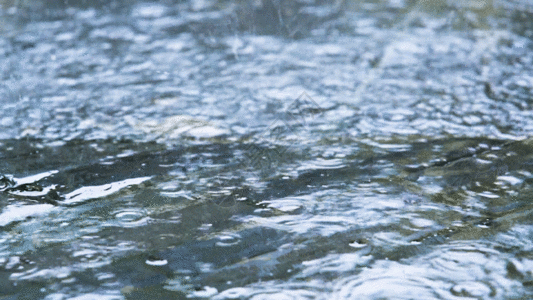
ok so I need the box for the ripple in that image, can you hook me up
[296,158,346,171]
[258,196,305,212]
[131,3,168,19]
[496,175,523,185]
[426,243,503,279]
[145,258,168,266]
[215,232,241,247]
[359,138,412,151]
[330,240,522,299]
[187,286,218,298]
[1,0,533,299]
[450,281,494,298]
[494,224,533,252]
[10,266,72,281]
[213,283,322,300]
[112,208,150,228]
[420,242,519,298]
[299,253,372,278]
[333,264,441,300]
[478,191,500,199]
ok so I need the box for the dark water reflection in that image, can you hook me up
[1,0,533,299]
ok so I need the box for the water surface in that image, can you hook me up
[1,0,533,299]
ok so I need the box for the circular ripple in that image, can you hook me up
[333,261,443,299]
[113,208,150,228]
[215,232,241,247]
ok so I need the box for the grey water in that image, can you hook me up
[1,0,533,299]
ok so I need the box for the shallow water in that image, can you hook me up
[1,0,533,299]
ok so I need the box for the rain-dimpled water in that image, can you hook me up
[1,0,533,299]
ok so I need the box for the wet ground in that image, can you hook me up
[1,0,533,299]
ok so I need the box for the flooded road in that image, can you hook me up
[1,0,533,299]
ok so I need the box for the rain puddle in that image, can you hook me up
[1,0,533,299]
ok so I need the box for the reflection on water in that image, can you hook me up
[1,0,533,299]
